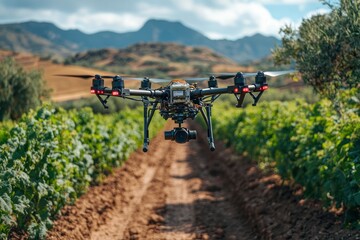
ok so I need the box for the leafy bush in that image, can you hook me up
[0,58,50,120]
[210,90,360,228]
[56,96,142,114]
[0,105,164,239]
[273,0,360,100]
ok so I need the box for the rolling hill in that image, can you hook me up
[64,42,251,78]
[0,19,280,63]
[0,43,252,102]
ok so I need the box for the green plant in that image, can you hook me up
[0,58,50,121]
[0,104,164,239]
[209,92,359,228]
[273,0,360,101]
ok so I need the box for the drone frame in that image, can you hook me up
[86,70,278,152]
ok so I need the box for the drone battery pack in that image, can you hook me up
[170,82,191,104]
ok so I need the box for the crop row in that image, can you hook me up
[211,90,359,228]
[0,105,164,239]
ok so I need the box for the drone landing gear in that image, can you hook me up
[200,104,216,151]
[142,98,158,152]
[96,94,110,109]
[234,90,265,107]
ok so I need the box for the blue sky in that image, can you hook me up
[0,0,330,40]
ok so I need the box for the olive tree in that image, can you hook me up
[0,57,50,120]
[273,0,360,101]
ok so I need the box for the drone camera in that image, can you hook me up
[164,127,197,143]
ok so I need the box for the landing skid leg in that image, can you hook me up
[200,104,216,151]
[143,99,149,152]
[142,99,158,152]
[205,105,216,151]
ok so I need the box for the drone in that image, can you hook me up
[58,70,295,152]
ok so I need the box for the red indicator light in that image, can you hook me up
[90,89,96,94]
[260,85,269,91]
[242,87,250,93]
[112,91,120,96]
[234,87,239,93]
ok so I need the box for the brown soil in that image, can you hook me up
[46,121,359,240]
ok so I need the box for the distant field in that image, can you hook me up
[1,49,302,103]
[0,50,139,102]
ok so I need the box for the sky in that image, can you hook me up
[0,0,330,40]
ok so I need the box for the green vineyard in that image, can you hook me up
[211,90,360,227]
[0,105,164,239]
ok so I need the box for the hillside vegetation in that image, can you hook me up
[64,42,247,79]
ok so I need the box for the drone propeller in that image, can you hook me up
[183,77,209,83]
[55,74,121,79]
[214,70,297,80]
[126,77,171,84]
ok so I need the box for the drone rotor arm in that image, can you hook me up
[191,87,229,98]
[99,88,165,98]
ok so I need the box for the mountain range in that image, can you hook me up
[0,19,280,63]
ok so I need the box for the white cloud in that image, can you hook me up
[64,10,146,33]
[305,8,330,18]
[169,0,293,38]
[238,0,318,4]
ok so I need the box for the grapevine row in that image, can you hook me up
[0,105,164,239]
[211,91,359,228]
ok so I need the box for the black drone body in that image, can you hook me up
[58,70,294,152]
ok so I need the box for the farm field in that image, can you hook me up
[0,50,139,102]
[43,122,358,240]
[1,50,358,239]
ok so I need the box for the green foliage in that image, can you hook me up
[0,121,13,145]
[56,96,142,114]
[273,0,360,100]
[0,58,50,121]
[0,105,164,239]
[210,91,360,228]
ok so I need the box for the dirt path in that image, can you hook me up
[47,122,256,239]
[47,121,359,240]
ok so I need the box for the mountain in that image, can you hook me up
[0,19,280,63]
